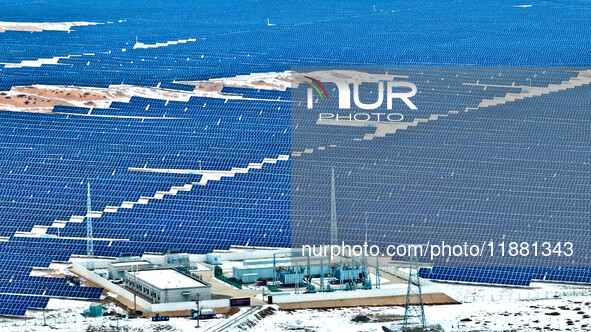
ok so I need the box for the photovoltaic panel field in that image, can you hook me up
[0,0,590,316]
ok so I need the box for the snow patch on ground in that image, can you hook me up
[0,71,294,113]
[0,82,287,113]
[29,262,77,278]
[291,69,409,89]
[1,55,84,68]
[0,281,590,331]
[0,298,217,332]
[133,38,202,49]
[242,298,591,332]
[0,21,101,33]
[178,71,292,91]
[437,280,591,303]
[242,282,591,332]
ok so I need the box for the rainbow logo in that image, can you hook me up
[303,76,329,99]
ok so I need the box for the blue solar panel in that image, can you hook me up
[221,87,291,100]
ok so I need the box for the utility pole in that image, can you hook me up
[42,286,47,326]
[294,264,300,294]
[376,255,381,289]
[195,293,200,328]
[339,263,344,291]
[329,168,338,282]
[307,254,311,287]
[320,258,324,291]
[330,168,338,246]
[133,264,138,315]
[272,251,286,287]
[362,213,370,289]
[86,181,94,270]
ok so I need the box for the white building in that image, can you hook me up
[108,260,153,279]
[124,268,211,303]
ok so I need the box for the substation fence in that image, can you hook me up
[461,289,591,303]
[0,314,123,328]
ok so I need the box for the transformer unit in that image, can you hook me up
[334,267,362,282]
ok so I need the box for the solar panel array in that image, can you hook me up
[291,68,591,286]
[1,94,291,315]
[0,0,590,316]
[0,294,49,316]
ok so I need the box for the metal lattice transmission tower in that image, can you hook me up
[362,212,371,288]
[330,168,338,246]
[403,246,426,330]
[86,182,94,265]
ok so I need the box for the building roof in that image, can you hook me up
[110,260,152,267]
[233,263,289,270]
[131,269,207,289]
